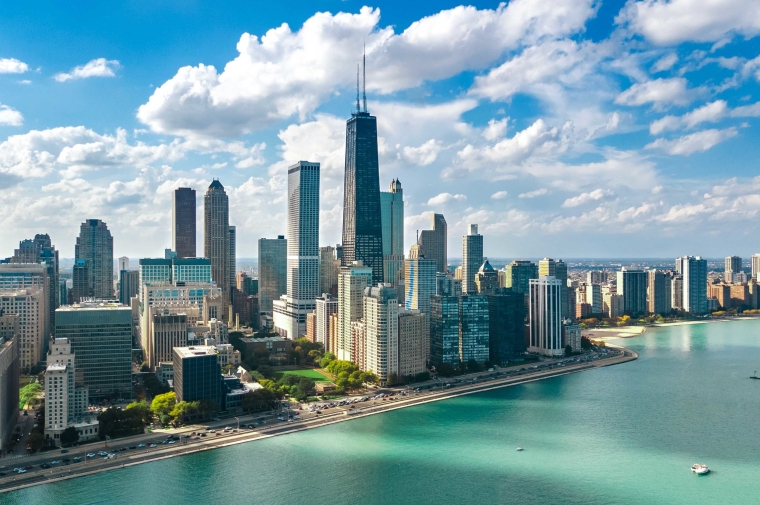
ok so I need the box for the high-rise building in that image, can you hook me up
[173,346,221,409]
[475,260,499,295]
[404,256,436,362]
[173,187,197,258]
[462,224,483,294]
[647,270,671,315]
[539,258,568,319]
[10,235,59,333]
[363,284,399,385]
[587,271,608,285]
[398,310,427,378]
[752,254,760,281]
[55,302,132,400]
[505,260,538,295]
[341,65,384,285]
[459,295,490,364]
[119,270,139,305]
[0,311,19,451]
[725,256,742,283]
[436,273,462,297]
[487,289,527,365]
[430,295,460,366]
[229,225,237,292]
[529,276,563,356]
[603,291,625,318]
[204,180,231,313]
[75,219,114,299]
[416,213,448,274]
[147,311,188,370]
[0,288,44,372]
[617,268,647,316]
[258,236,287,313]
[138,257,212,302]
[319,246,340,297]
[315,294,338,351]
[337,262,373,361]
[430,294,489,366]
[273,161,320,340]
[381,179,405,288]
[118,256,129,272]
[671,276,684,310]
[71,260,89,303]
[681,256,708,314]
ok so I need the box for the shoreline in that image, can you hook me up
[585,315,760,339]
[0,347,637,495]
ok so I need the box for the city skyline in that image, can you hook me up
[1,1,759,259]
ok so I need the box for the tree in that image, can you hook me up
[19,383,42,408]
[150,392,177,418]
[564,345,573,357]
[257,365,274,378]
[25,431,44,452]
[581,336,592,350]
[60,426,79,447]
[139,362,150,372]
[98,407,147,440]
[126,400,153,424]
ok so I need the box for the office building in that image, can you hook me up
[459,295,490,364]
[487,289,527,364]
[305,312,317,342]
[337,262,373,361]
[204,180,231,313]
[138,257,212,303]
[430,295,460,366]
[229,225,236,292]
[462,224,483,294]
[341,71,384,285]
[604,292,625,318]
[363,284,399,385]
[55,302,133,400]
[563,323,582,352]
[647,270,671,315]
[398,310,427,378]
[315,294,338,351]
[404,257,436,361]
[173,187,197,258]
[475,260,499,295]
[0,289,44,372]
[44,338,97,446]
[529,276,563,356]
[416,213,448,274]
[236,271,257,296]
[436,273,462,297]
[10,235,59,333]
[504,260,538,295]
[146,311,188,370]
[119,270,139,305]
[725,256,742,283]
[273,161,320,340]
[539,258,568,319]
[71,260,89,303]
[587,271,608,285]
[319,246,340,297]
[617,268,647,316]
[381,179,405,288]
[118,257,129,272]
[0,311,19,451]
[75,219,114,299]
[258,236,287,312]
[752,254,760,281]
[430,294,489,366]
[681,256,708,314]
[173,346,221,408]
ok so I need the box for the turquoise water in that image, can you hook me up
[5,320,760,504]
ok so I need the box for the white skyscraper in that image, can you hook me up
[752,254,760,281]
[118,257,129,272]
[462,224,483,294]
[529,276,563,356]
[380,179,404,289]
[273,161,320,339]
[363,284,399,385]
[315,294,338,351]
[337,262,373,361]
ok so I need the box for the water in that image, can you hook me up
[5,320,760,504]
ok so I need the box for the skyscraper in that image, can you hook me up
[539,258,568,319]
[475,260,499,295]
[529,276,563,356]
[417,214,448,274]
[404,256,436,362]
[75,219,114,299]
[273,161,320,339]
[315,294,338,351]
[681,256,707,314]
[725,256,742,283]
[752,254,760,281]
[505,260,538,295]
[487,289,527,364]
[363,284,399,385]
[380,179,405,289]
[0,312,19,452]
[119,270,139,305]
[204,180,230,313]
[341,58,384,285]
[319,246,340,296]
[173,187,196,258]
[258,236,287,312]
[647,270,671,315]
[337,262,373,361]
[462,224,483,294]
[617,268,647,316]
[11,234,59,335]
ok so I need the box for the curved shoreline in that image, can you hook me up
[0,348,637,495]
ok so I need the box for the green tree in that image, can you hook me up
[139,362,150,372]
[19,382,43,407]
[565,345,573,357]
[581,336,592,350]
[150,391,177,418]
[241,388,277,412]
[98,407,147,440]
[25,431,44,452]
[60,426,79,447]
[125,400,153,424]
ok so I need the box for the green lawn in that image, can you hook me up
[276,369,332,382]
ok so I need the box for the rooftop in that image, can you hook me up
[174,346,217,359]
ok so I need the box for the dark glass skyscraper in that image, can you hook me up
[173,187,196,258]
[341,66,384,284]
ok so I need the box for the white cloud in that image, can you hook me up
[651,53,678,73]
[491,190,508,200]
[427,192,466,206]
[649,100,728,134]
[401,139,442,166]
[482,118,508,141]
[617,0,760,45]
[0,105,23,126]
[54,58,120,82]
[519,188,549,198]
[562,188,613,207]
[615,78,694,108]
[0,58,29,74]
[731,102,760,117]
[645,128,737,155]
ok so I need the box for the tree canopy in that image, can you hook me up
[150,392,177,417]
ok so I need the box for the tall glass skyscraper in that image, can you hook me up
[204,180,230,313]
[380,179,405,293]
[462,224,483,295]
[172,187,196,258]
[341,73,384,285]
[258,236,287,313]
[75,219,114,300]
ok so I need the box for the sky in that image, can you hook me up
[0,0,759,260]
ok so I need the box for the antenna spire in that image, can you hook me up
[356,64,360,114]
[362,42,367,113]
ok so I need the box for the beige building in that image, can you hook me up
[363,285,398,385]
[603,292,625,318]
[337,262,373,361]
[0,289,45,371]
[398,310,426,378]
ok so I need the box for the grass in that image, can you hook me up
[275,368,332,382]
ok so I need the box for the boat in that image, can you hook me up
[691,464,709,475]
[516,447,524,452]
[751,371,759,379]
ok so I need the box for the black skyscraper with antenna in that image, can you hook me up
[341,50,384,284]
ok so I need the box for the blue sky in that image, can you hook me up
[0,0,759,259]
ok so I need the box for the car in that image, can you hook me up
[182,434,191,439]
[215,432,221,436]
[119,447,127,452]
[73,457,82,462]
[200,433,207,437]
[149,444,157,448]
[0,472,6,476]
[24,466,32,470]
[87,453,96,458]
[247,424,254,429]
[51,460,60,465]
[40,463,50,469]
[277,416,284,421]
[17,469,26,474]
[107,453,116,458]
[223,427,231,431]
[207,429,216,433]
[137,443,146,448]
[98,451,108,457]
[60,449,69,454]
[129,445,137,449]
[62,458,70,463]
[168,440,176,444]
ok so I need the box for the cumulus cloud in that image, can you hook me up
[519,188,549,198]
[427,192,466,206]
[482,118,508,141]
[54,58,120,82]
[491,190,508,200]
[562,188,613,207]
[615,77,695,108]
[401,139,442,166]
[0,105,23,126]
[651,53,678,73]
[0,58,29,74]
[649,100,728,134]
[645,128,737,155]
[617,0,760,45]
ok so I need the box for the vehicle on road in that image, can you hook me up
[60,449,69,454]
[137,443,146,448]
[86,453,96,458]
[73,457,82,462]
[149,444,157,448]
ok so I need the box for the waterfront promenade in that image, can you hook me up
[0,346,636,494]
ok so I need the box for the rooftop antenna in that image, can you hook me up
[356,63,360,114]
[362,41,367,113]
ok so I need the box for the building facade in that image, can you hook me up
[647,270,671,315]
[173,187,197,258]
[75,219,114,299]
[681,256,708,314]
[173,346,221,408]
[336,262,373,361]
[529,276,563,356]
[363,284,398,385]
[380,178,405,289]
[416,213,448,274]
[315,294,338,351]
[258,236,287,313]
[617,268,648,316]
[204,180,231,314]
[487,289,527,364]
[462,224,483,294]
[0,312,19,451]
[0,288,45,371]
[398,310,427,378]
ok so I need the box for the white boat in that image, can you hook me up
[691,464,709,475]
[516,447,524,451]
